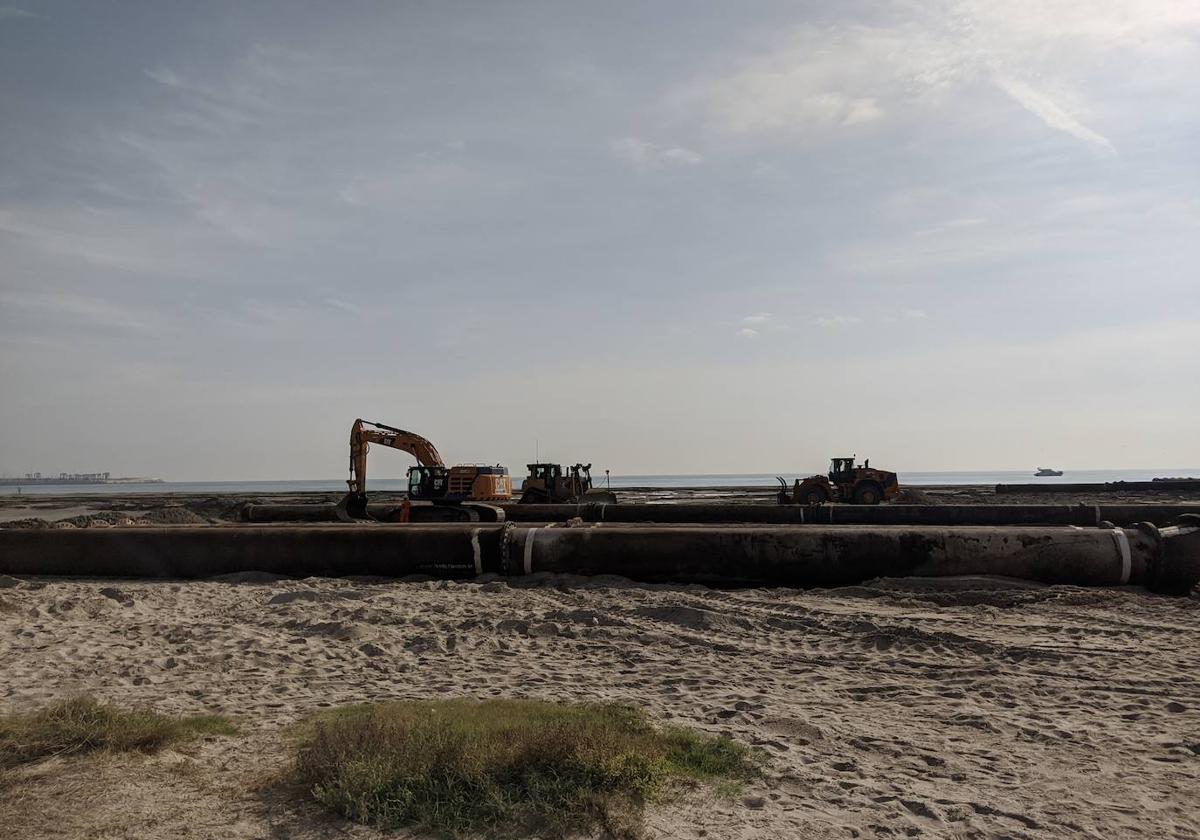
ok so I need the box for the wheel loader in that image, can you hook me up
[518,462,618,504]
[777,456,899,506]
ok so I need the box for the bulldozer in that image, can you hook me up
[339,419,511,519]
[518,462,618,504]
[777,456,899,506]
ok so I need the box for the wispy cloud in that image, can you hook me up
[323,298,361,314]
[913,217,987,237]
[741,312,771,325]
[0,6,33,21]
[0,291,167,335]
[994,77,1116,155]
[675,0,1197,153]
[737,327,759,338]
[816,315,863,328]
[610,137,703,170]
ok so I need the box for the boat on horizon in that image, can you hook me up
[1034,467,1064,477]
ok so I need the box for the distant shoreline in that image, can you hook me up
[0,477,163,487]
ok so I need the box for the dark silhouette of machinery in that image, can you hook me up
[777,456,899,506]
[519,462,617,504]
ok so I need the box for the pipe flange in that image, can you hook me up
[1151,517,1200,595]
[499,521,515,576]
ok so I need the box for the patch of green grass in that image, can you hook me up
[0,695,236,770]
[291,698,759,839]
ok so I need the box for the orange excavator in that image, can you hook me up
[339,418,512,519]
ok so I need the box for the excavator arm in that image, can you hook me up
[346,418,444,496]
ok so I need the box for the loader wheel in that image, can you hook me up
[801,487,828,506]
[853,483,882,505]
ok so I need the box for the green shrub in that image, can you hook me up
[292,698,758,838]
[0,695,235,770]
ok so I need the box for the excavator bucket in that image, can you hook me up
[335,492,370,521]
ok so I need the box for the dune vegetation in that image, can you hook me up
[291,698,759,838]
[0,695,235,772]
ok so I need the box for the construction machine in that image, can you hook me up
[777,456,900,506]
[519,462,618,504]
[339,418,512,519]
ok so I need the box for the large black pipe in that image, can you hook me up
[240,502,1200,527]
[516,522,1200,591]
[241,502,504,523]
[996,479,1200,495]
[2,520,1197,592]
[0,525,505,579]
[506,503,1200,527]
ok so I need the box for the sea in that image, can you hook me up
[1,469,1197,496]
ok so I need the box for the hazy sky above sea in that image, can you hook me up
[1,1,1198,480]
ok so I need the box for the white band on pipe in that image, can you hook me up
[1111,529,1132,584]
[799,507,805,524]
[471,529,482,576]
[522,524,558,574]
[523,528,537,573]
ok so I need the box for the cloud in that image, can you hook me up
[737,327,759,338]
[0,6,33,21]
[676,0,1199,152]
[913,217,987,237]
[337,159,472,208]
[610,137,703,170]
[816,315,863,328]
[681,26,905,138]
[741,312,771,325]
[323,298,361,314]
[994,77,1116,155]
[0,206,211,276]
[0,291,167,335]
[902,309,927,320]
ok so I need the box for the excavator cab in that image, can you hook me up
[407,466,449,500]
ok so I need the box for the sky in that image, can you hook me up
[1,1,1198,480]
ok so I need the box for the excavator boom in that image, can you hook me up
[346,418,444,496]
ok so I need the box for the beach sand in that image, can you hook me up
[1,572,1197,838]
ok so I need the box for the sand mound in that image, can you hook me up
[0,518,52,530]
[633,604,754,633]
[140,507,208,525]
[893,486,933,504]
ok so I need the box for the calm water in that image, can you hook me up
[2,469,1197,496]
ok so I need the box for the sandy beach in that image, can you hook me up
[1,570,1197,838]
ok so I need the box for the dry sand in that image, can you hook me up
[1,572,1197,838]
